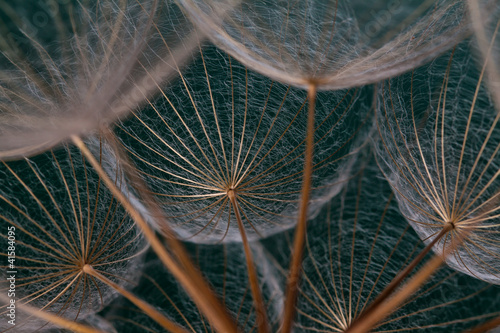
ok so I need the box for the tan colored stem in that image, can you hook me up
[99,128,238,330]
[0,294,104,333]
[466,314,500,333]
[356,223,452,321]
[281,84,317,333]
[346,253,445,333]
[82,265,187,333]
[102,129,208,271]
[228,190,269,333]
[346,225,464,333]
[72,135,238,333]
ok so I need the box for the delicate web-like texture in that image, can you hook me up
[0,0,199,159]
[178,0,469,90]
[263,154,500,332]
[103,241,283,332]
[34,314,117,333]
[376,39,500,284]
[0,141,147,332]
[115,45,370,243]
[468,0,500,113]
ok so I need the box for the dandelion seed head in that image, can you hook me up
[178,0,469,90]
[115,45,370,243]
[377,39,500,284]
[0,141,147,331]
[264,155,500,332]
[0,0,200,160]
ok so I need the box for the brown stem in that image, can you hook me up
[346,251,445,333]
[101,129,206,270]
[281,84,317,333]
[82,265,188,333]
[100,129,239,330]
[228,190,270,333]
[0,293,104,333]
[354,223,453,324]
[346,223,464,333]
[71,135,238,333]
[466,315,500,333]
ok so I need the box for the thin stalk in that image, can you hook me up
[0,294,104,333]
[100,129,241,329]
[71,135,238,333]
[345,252,445,333]
[101,129,212,272]
[228,190,270,333]
[466,314,500,333]
[281,83,317,333]
[82,265,188,333]
[345,226,464,333]
[355,223,453,322]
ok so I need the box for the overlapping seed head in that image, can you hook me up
[177,0,469,89]
[0,0,198,159]
[0,141,146,331]
[264,154,500,332]
[115,45,371,243]
[376,39,500,284]
[1,1,500,333]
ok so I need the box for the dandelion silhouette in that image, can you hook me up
[263,153,500,332]
[115,45,370,243]
[0,0,200,159]
[104,241,284,332]
[376,38,500,284]
[0,141,147,332]
[177,0,469,90]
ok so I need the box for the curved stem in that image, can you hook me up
[82,265,188,333]
[71,135,238,333]
[466,314,500,333]
[281,83,317,333]
[355,223,453,323]
[346,252,445,333]
[346,224,464,333]
[0,293,104,333]
[229,190,270,333]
